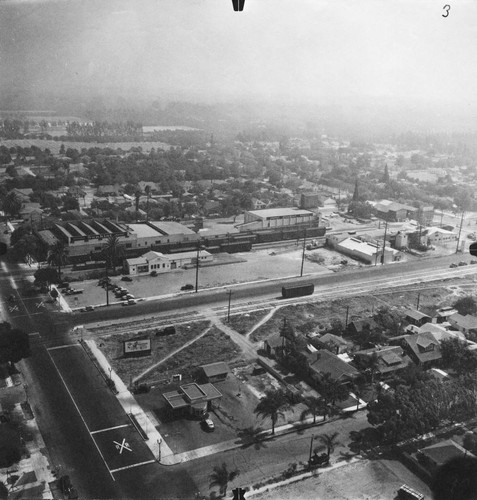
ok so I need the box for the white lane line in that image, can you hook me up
[47,344,81,351]
[46,349,115,481]
[91,424,131,435]
[110,460,156,474]
[28,332,40,336]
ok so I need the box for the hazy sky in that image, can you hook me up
[1,0,477,108]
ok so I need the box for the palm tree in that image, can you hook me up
[103,234,124,272]
[318,432,340,461]
[319,372,349,409]
[209,462,240,498]
[47,241,68,279]
[254,388,291,435]
[300,396,327,424]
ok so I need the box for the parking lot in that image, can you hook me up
[62,249,333,310]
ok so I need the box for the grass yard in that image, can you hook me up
[100,320,210,380]
[140,326,241,382]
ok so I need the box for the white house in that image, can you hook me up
[126,250,213,275]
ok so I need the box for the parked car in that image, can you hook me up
[450,263,458,268]
[121,276,133,282]
[122,299,137,306]
[150,270,158,277]
[458,261,468,266]
[201,418,215,431]
[181,284,194,291]
[125,294,135,300]
[80,305,95,312]
[69,289,84,295]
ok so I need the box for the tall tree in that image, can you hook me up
[47,241,69,279]
[352,178,359,202]
[453,296,477,316]
[209,463,240,498]
[319,372,349,409]
[2,191,22,219]
[102,234,124,272]
[300,396,327,424]
[318,432,340,461]
[254,388,291,435]
[0,322,30,366]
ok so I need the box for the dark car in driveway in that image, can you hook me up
[181,284,194,291]
[201,418,215,432]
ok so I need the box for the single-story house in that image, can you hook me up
[163,383,222,418]
[312,333,350,355]
[126,249,212,275]
[347,318,378,336]
[448,313,477,335]
[404,309,431,328]
[418,322,466,342]
[200,362,230,383]
[307,349,360,386]
[353,346,411,379]
[426,227,457,246]
[263,336,284,358]
[417,439,475,475]
[434,307,458,323]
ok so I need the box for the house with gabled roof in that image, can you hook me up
[448,313,477,335]
[307,349,360,386]
[347,318,378,336]
[404,309,431,328]
[353,346,411,379]
[392,332,442,367]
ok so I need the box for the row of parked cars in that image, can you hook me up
[98,277,137,306]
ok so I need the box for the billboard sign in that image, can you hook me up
[123,338,151,357]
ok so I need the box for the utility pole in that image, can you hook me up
[416,293,421,311]
[226,290,232,322]
[105,263,109,306]
[300,228,307,277]
[456,211,465,254]
[195,239,202,293]
[345,306,349,327]
[381,221,388,265]
[308,434,315,467]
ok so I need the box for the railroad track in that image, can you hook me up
[81,266,477,338]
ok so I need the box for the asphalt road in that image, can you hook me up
[0,257,197,499]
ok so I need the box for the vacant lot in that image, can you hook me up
[151,326,241,381]
[99,320,211,381]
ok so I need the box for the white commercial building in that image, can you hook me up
[126,249,213,275]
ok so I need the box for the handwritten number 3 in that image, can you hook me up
[442,4,450,17]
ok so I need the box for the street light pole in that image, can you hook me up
[381,221,388,265]
[157,439,162,462]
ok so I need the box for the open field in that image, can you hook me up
[0,138,171,153]
[99,320,211,381]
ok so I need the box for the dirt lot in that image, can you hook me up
[99,320,211,381]
[252,458,432,500]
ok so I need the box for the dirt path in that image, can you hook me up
[205,310,259,360]
[246,306,282,340]
[132,325,213,383]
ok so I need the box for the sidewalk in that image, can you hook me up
[0,386,55,500]
[84,339,339,466]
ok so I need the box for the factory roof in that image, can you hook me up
[247,207,314,219]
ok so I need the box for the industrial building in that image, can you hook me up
[327,234,397,265]
[38,220,199,257]
[238,207,316,232]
